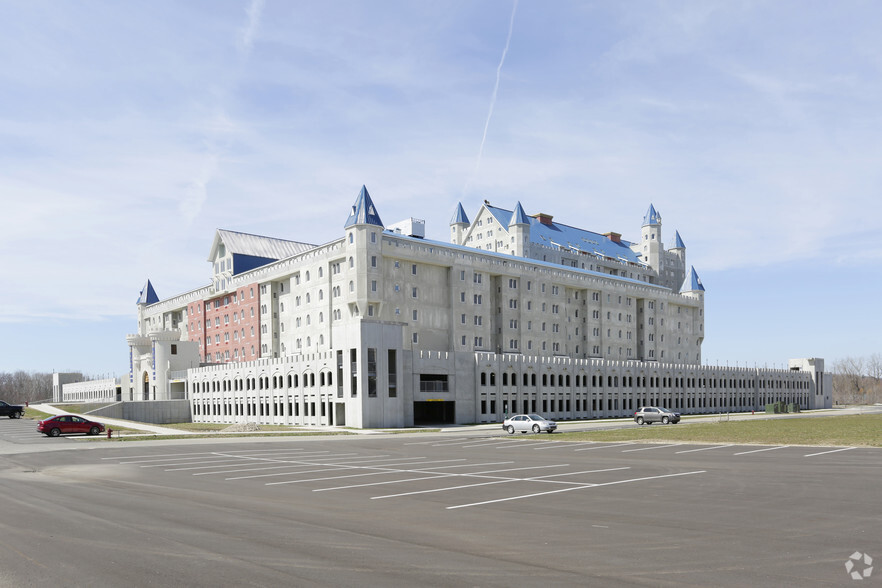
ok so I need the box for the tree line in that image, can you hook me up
[832,355,882,406]
[0,371,85,405]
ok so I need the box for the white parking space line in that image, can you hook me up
[621,443,681,453]
[403,437,471,446]
[195,463,348,476]
[308,464,569,494]
[526,441,561,449]
[164,453,374,472]
[573,442,636,452]
[533,442,596,451]
[459,439,524,449]
[446,470,706,510]
[264,459,475,486]
[312,461,518,492]
[429,439,491,447]
[485,439,557,449]
[192,453,431,476]
[107,448,315,462]
[140,451,351,469]
[120,450,326,466]
[804,447,855,457]
[493,441,536,449]
[369,464,598,500]
[675,444,735,454]
[239,457,464,483]
[733,446,788,455]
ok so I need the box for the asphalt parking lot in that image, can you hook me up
[0,424,879,587]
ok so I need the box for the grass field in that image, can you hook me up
[552,414,882,447]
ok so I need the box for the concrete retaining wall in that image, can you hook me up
[87,400,191,424]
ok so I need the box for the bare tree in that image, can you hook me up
[832,356,882,405]
[0,372,80,404]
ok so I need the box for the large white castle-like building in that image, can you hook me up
[61,187,831,426]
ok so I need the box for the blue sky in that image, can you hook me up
[1,1,879,377]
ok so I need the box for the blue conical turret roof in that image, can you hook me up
[509,201,530,227]
[642,204,661,227]
[450,202,470,225]
[680,266,705,293]
[137,280,159,305]
[344,185,384,228]
[673,230,685,249]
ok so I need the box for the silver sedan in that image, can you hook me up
[502,414,557,434]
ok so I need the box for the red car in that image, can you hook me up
[37,415,105,437]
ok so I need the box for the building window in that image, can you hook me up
[388,349,397,397]
[367,348,377,397]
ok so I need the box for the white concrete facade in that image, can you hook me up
[118,188,830,427]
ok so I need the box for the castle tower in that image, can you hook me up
[669,230,687,291]
[680,266,706,363]
[344,185,385,320]
[450,202,470,246]
[508,201,531,257]
[641,204,664,277]
[680,266,705,298]
[136,279,159,336]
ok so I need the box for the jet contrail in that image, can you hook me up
[239,0,265,56]
[465,0,518,195]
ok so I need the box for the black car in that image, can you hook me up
[0,400,25,419]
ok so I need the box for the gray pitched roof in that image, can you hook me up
[209,229,315,262]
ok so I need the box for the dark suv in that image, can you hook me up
[0,400,25,419]
[634,406,680,425]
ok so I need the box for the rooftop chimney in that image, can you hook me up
[533,213,553,226]
[603,231,622,244]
